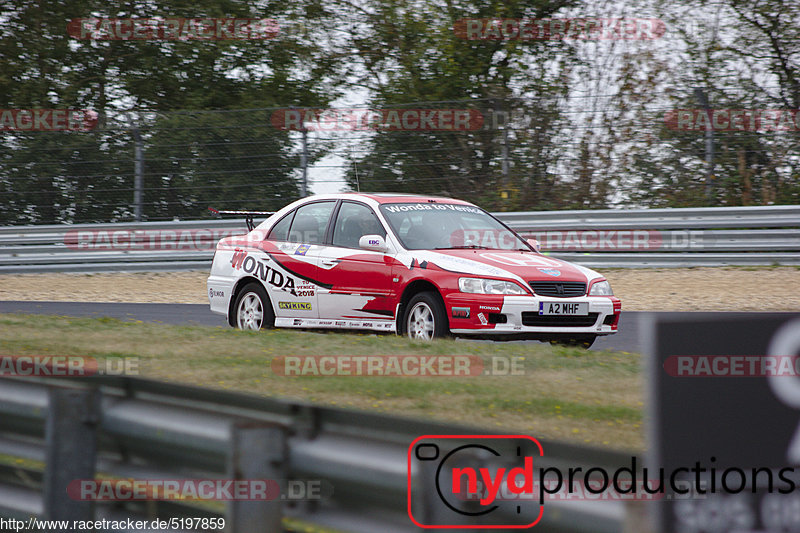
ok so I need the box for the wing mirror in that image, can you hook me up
[359,234,389,253]
[527,238,541,253]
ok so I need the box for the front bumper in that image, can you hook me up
[446,294,621,336]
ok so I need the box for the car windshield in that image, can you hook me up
[379,202,530,251]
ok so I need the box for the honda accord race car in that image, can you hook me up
[207,193,620,347]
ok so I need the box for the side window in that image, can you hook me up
[287,201,336,245]
[332,202,387,249]
[267,211,294,241]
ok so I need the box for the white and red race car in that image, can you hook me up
[207,193,620,347]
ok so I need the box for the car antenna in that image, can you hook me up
[352,144,360,192]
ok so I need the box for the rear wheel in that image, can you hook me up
[232,282,275,331]
[549,335,597,349]
[403,292,449,340]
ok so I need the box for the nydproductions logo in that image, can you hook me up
[68,18,279,40]
[408,435,544,529]
[0,109,98,132]
[665,109,800,132]
[454,18,665,40]
[270,108,484,131]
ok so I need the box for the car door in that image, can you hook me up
[260,200,336,322]
[316,201,397,325]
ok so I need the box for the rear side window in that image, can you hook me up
[288,201,336,244]
[267,211,294,241]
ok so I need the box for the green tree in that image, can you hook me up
[334,0,577,211]
[0,0,340,223]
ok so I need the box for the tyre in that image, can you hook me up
[550,335,597,349]
[402,292,449,340]
[231,282,275,331]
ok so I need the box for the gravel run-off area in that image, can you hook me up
[0,267,799,311]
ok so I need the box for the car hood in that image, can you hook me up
[405,248,602,284]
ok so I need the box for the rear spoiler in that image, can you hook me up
[208,208,275,231]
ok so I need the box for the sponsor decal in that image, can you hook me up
[271,109,483,131]
[231,249,247,269]
[453,17,665,41]
[0,109,98,131]
[451,307,470,319]
[477,312,488,325]
[294,244,310,256]
[295,280,315,297]
[231,252,297,296]
[334,321,347,327]
[293,319,303,326]
[67,18,279,40]
[209,289,224,298]
[278,302,312,311]
[479,305,501,312]
[318,320,334,326]
[383,203,484,214]
[538,268,561,277]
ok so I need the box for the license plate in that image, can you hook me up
[538,302,588,315]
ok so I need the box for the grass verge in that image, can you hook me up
[0,312,643,450]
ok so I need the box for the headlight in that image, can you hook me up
[458,277,528,295]
[589,280,613,296]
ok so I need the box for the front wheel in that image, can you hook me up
[403,292,449,340]
[232,282,275,331]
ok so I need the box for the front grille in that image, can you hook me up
[529,281,587,298]
[521,313,599,327]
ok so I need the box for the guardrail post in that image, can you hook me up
[43,385,99,522]
[227,423,287,533]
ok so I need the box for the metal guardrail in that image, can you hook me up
[0,205,798,271]
[0,376,635,533]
